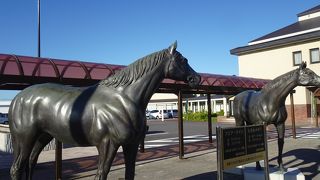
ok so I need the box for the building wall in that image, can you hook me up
[238,40,320,122]
[238,40,320,105]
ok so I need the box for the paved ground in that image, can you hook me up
[0,123,319,180]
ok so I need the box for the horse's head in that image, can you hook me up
[297,62,320,87]
[164,41,201,88]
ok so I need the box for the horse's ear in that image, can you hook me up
[168,41,177,54]
[299,61,307,70]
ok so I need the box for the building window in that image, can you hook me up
[310,48,320,64]
[293,51,302,66]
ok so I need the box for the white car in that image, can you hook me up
[0,113,8,124]
[148,110,171,119]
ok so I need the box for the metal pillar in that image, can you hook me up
[38,1,63,179]
[178,91,184,159]
[263,123,270,180]
[316,103,319,128]
[314,92,319,128]
[290,92,296,139]
[207,94,213,143]
[216,126,223,180]
[55,140,62,180]
[37,0,41,57]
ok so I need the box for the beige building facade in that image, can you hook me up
[231,5,320,123]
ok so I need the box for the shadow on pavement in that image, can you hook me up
[269,148,320,180]
[184,171,243,180]
[0,140,216,179]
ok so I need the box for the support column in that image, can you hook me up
[207,94,213,143]
[178,91,184,159]
[313,92,319,128]
[205,100,208,111]
[223,98,227,116]
[316,103,319,128]
[197,101,200,112]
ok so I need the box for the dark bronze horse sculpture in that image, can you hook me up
[234,62,320,171]
[9,42,201,180]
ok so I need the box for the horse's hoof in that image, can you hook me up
[278,166,286,173]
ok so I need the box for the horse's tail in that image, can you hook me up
[8,92,24,132]
[233,94,244,126]
[8,95,19,132]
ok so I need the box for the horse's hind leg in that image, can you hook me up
[95,138,119,180]
[27,133,53,180]
[10,134,22,180]
[123,143,139,180]
[10,131,38,180]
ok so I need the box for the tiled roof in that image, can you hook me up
[231,5,320,55]
[250,16,320,43]
[298,5,320,17]
[0,54,269,95]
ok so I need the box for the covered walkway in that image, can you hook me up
[0,54,269,94]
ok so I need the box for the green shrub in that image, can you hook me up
[218,110,224,116]
[183,111,217,122]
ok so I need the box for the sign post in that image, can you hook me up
[217,124,269,180]
[216,126,223,180]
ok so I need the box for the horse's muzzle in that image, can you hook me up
[187,74,201,88]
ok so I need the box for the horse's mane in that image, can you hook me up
[99,49,168,88]
[261,68,298,93]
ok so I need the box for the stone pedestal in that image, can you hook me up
[243,167,305,180]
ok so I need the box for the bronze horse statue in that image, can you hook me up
[234,62,320,171]
[9,42,201,180]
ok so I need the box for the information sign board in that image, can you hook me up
[218,125,267,169]
[217,124,269,180]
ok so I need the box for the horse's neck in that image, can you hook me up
[123,66,165,110]
[261,73,298,105]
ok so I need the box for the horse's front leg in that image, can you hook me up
[95,138,119,180]
[123,142,140,180]
[275,123,285,172]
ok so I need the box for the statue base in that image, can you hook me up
[243,167,305,180]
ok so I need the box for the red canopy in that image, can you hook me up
[0,54,269,94]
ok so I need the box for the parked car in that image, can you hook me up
[148,110,159,119]
[148,109,171,119]
[161,110,171,119]
[0,113,9,124]
[168,109,178,118]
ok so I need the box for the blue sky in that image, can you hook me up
[0,0,320,99]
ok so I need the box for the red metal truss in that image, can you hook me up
[0,54,269,94]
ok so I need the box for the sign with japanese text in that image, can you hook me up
[221,125,266,169]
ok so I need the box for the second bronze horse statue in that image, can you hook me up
[234,62,320,171]
[9,42,201,180]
